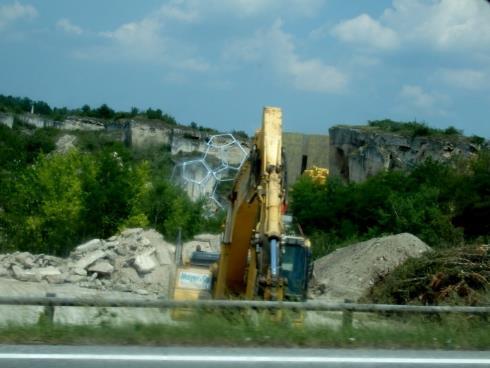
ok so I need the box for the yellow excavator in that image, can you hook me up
[172,107,312,304]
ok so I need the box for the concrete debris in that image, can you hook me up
[11,265,39,282]
[121,228,143,238]
[88,261,114,275]
[15,252,35,268]
[75,239,103,254]
[134,250,157,274]
[311,233,431,302]
[73,268,87,276]
[74,249,106,270]
[0,266,8,277]
[0,228,199,298]
[37,266,61,277]
[45,274,65,284]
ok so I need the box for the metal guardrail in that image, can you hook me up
[0,295,489,314]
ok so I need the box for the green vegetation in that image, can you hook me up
[366,119,468,138]
[291,154,490,259]
[0,121,220,256]
[0,313,488,349]
[0,94,181,126]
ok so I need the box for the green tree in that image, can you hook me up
[95,104,115,119]
[4,150,95,255]
[130,107,139,117]
[146,108,162,120]
[81,104,91,115]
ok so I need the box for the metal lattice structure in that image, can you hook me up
[173,134,248,208]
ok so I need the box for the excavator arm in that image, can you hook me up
[214,107,287,300]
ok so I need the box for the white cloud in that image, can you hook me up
[0,1,37,29]
[400,85,436,109]
[332,14,399,50]
[158,1,199,22]
[383,0,490,51]
[437,68,489,90]
[225,20,347,93]
[399,84,449,115]
[101,18,163,53]
[155,0,325,21]
[56,18,82,35]
[332,0,490,53]
[216,0,325,17]
[74,0,326,76]
[76,13,209,72]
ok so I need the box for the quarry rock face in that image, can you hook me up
[329,126,485,182]
[0,113,13,128]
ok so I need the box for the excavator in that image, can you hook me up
[172,107,312,305]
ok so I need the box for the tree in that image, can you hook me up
[95,104,115,119]
[33,101,52,115]
[161,113,177,125]
[81,104,91,115]
[4,150,94,255]
[130,107,139,117]
[146,108,162,120]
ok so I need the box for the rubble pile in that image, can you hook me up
[0,228,178,297]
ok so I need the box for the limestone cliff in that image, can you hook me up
[329,125,487,182]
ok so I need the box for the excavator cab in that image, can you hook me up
[280,236,311,301]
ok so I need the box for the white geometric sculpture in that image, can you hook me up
[173,133,248,208]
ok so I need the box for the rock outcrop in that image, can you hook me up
[0,113,13,128]
[329,126,486,182]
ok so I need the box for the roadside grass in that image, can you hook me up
[0,310,488,349]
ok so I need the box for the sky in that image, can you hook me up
[0,0,489,137]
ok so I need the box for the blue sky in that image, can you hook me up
[0,0,489,137]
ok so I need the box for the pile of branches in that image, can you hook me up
[367,245,489,306]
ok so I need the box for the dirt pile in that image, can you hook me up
[311,233,431,302]
[367,244,489,305]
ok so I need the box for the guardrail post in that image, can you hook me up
[342,299,353,329]
[43,292,56,324]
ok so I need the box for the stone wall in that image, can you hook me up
[282,132,329,186]
[329,125,484,182]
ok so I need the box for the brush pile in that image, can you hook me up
[367,245,489,305]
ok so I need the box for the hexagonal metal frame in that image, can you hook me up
[173,133,248,208]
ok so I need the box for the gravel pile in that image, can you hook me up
[311,233,432,302]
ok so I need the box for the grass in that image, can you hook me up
[0,311,488,350]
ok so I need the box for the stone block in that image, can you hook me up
[75,239,103,254]
[74,249,106,270]
[88,261,114,275]
[134,251,157,274]
[11,265,39,282]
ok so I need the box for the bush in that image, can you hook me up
[367,119,462,138]
[444,126,462,135]
[95,104,115,119]
[291,158,485,258]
